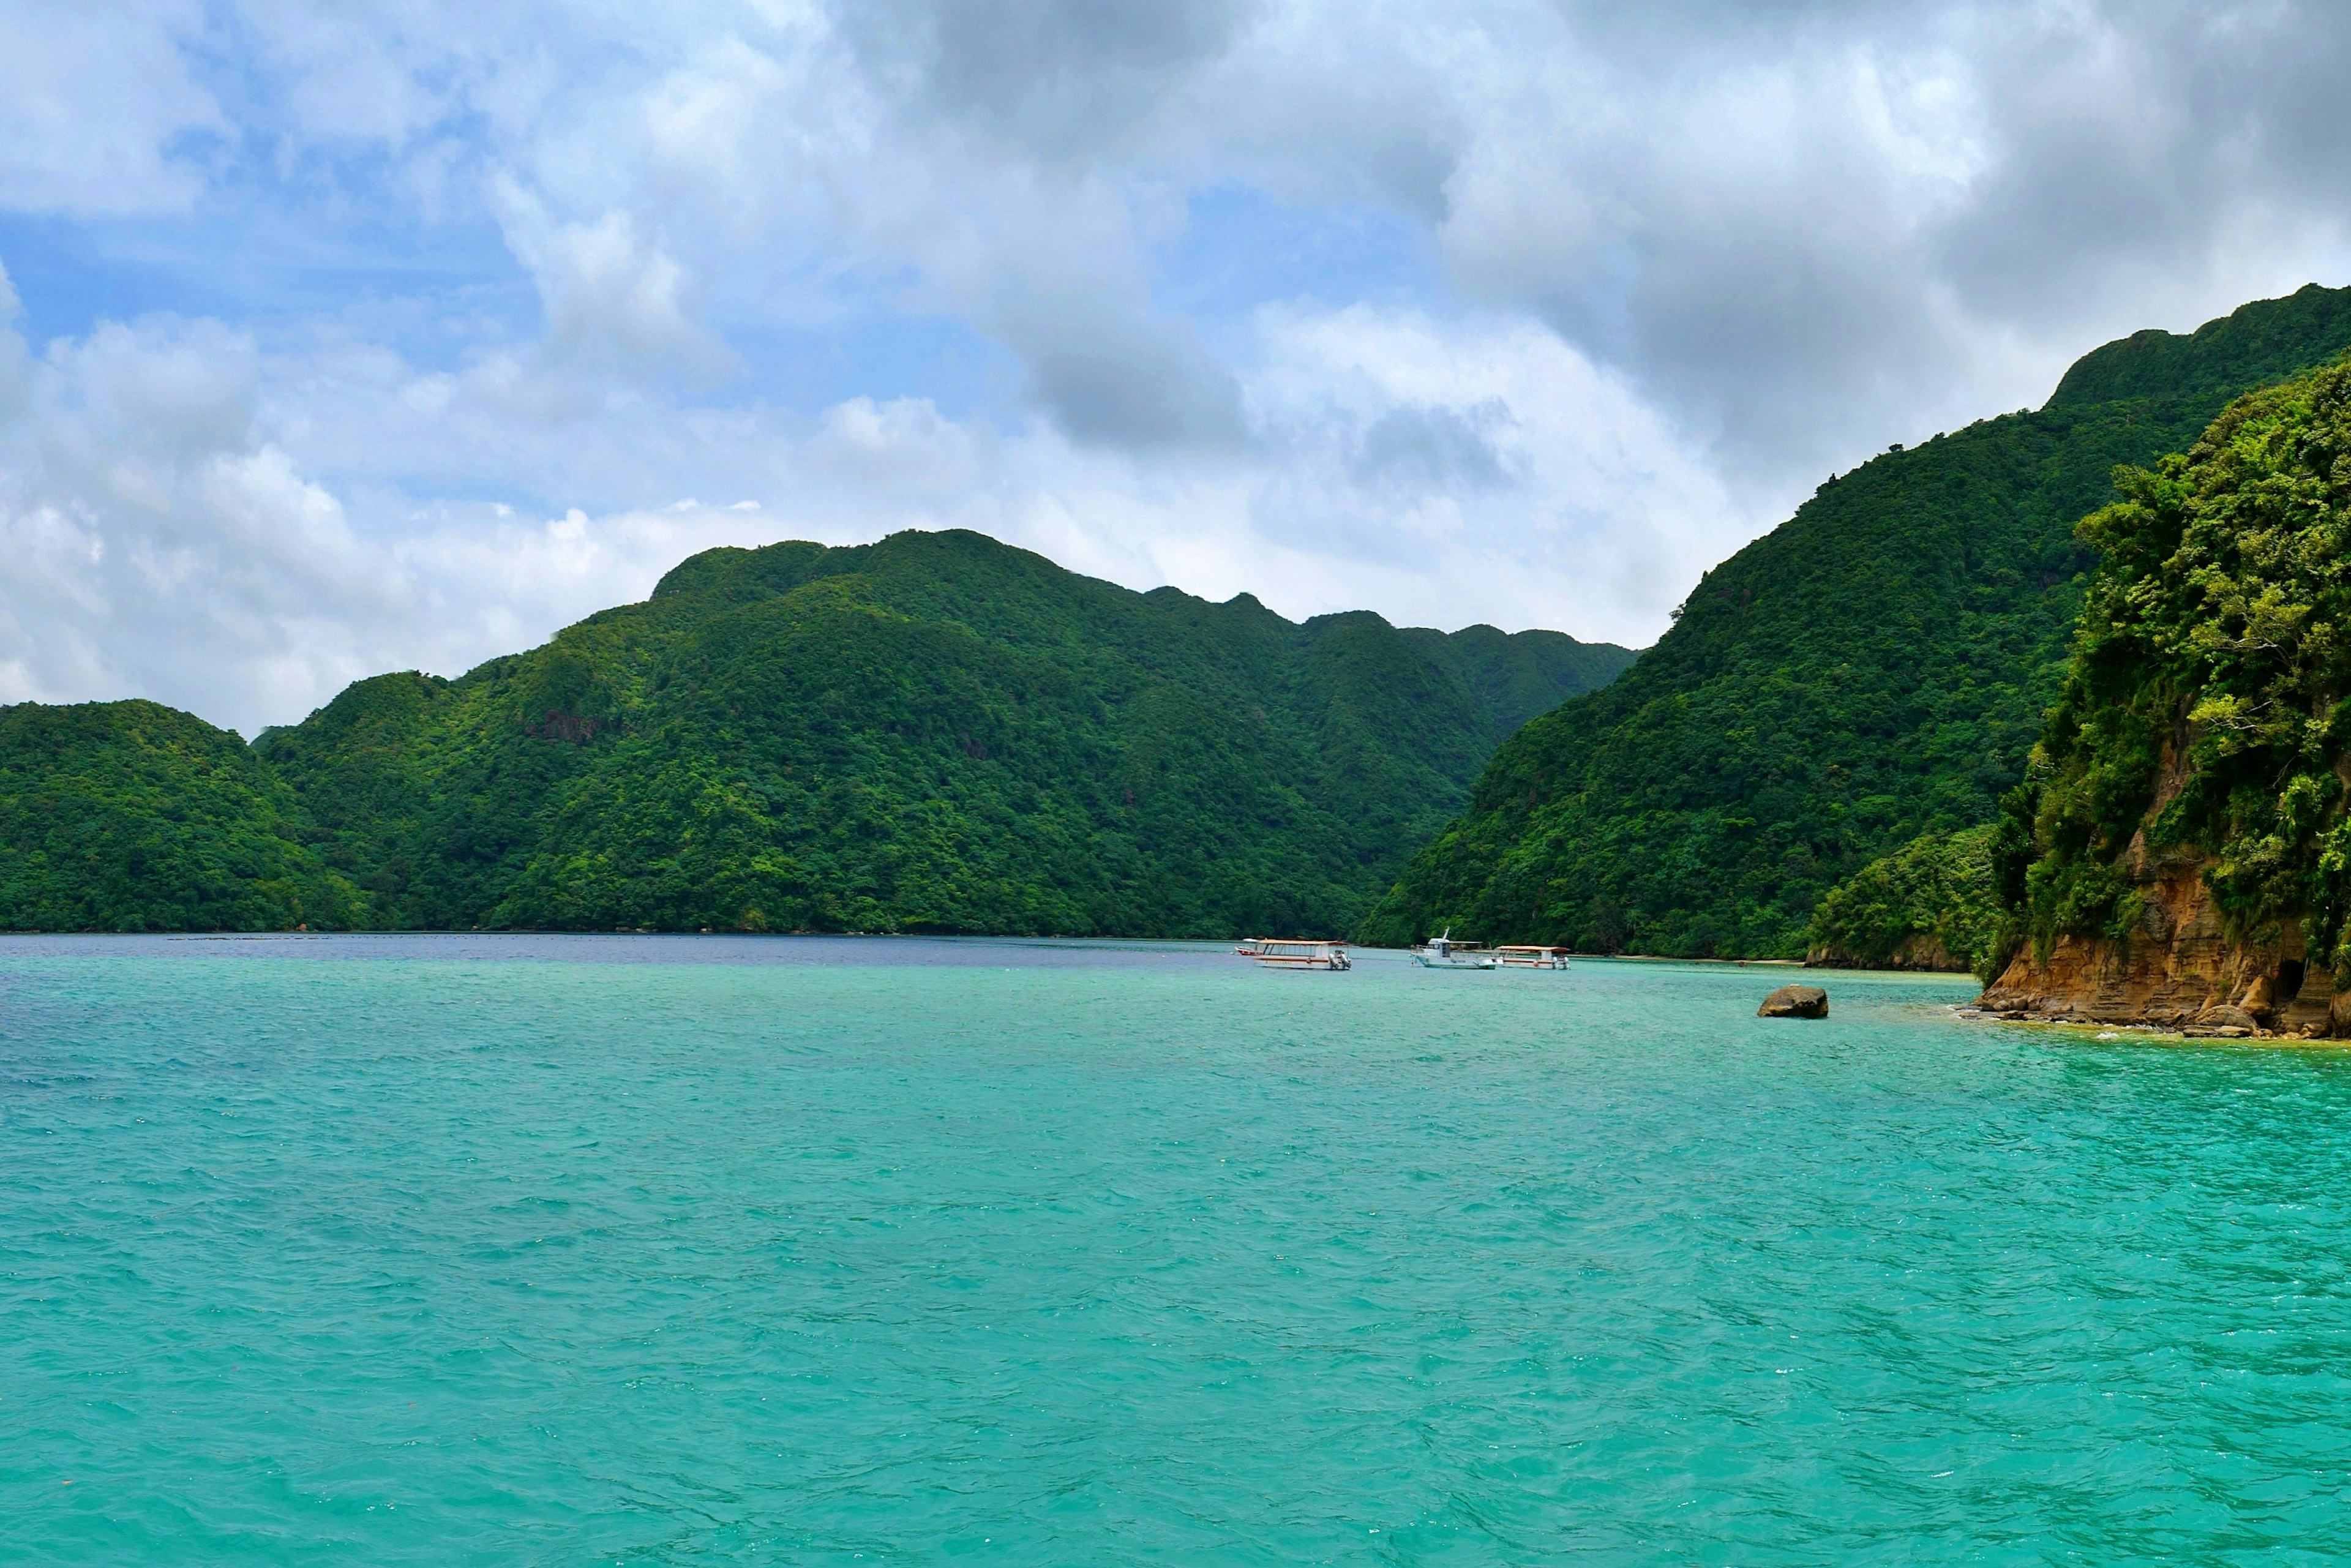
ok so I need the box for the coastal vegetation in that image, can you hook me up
[1,531,1631,935]
[2003,354,2351,974]
[1803,824,2002,977]
[1361,283,2351,959]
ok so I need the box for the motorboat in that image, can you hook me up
[1411,931,1499,969]
[1235,938,1352,970]
[1494,945,1572,969]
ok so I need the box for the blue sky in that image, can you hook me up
[1,0,2347,733]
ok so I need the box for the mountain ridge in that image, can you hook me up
[2,530,1634,934]
[0,699,362,932]
[1360,282,2351,958]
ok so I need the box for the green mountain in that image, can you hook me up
[211,528,1624,937]
[0,700,362,932]
[1360,282,2351,958]
[2007,354,2351,972]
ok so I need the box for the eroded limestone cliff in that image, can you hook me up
[1978,874,2339,1037]
[1979,738,2343,1037]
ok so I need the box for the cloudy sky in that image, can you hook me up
[1,1,2346,733]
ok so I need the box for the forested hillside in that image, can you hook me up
[220,529,1625,937]
[1804,825,2002,976]
[2006,356,2351,974]
[0,701,361,932]
[1361,283,2351,958]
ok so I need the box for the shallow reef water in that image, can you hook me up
[4,935,2350,1564]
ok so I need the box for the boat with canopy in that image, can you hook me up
[1235,939,1352,970]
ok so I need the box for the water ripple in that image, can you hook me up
[4,939,2350,1562]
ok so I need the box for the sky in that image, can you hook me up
[1,1,2347,735]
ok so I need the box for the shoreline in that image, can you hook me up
[1952,1005,2351,1048]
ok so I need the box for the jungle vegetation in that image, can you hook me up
[17,287,2351,951]
[1360,283,2351,958]
[2001,354,2351,977]
[0,530,1633,934]
[1804,824,2003,978]
[0,700,362,932]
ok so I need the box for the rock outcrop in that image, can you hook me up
[1977,866,2339,1037]
[1971,351,2351,1039]
[1978,719,2343,1037]
[1758,985,1829,1019]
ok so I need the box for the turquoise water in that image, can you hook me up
[4,937,2350,1564]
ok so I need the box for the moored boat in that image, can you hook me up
[1236,938,1352,970]
[1494,945,1572,969]
[1411,931,1499,969]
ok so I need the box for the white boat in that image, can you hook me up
[1235,938,1352,970]
[1411,931,1499,969]
[1494,945,1572,970]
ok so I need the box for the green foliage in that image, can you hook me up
[2045,284,2351,410]
[2017,356,2351,973]
[0,700,363,932]
[1805,824,2001,977]
[253,529,1634,937]
[1362,283,2351,958]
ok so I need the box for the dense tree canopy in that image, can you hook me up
[0,701,361,932]
[1362,283,2351,957]
[1805,824,2002,977]
[3,533,1630,936]
[238,529,1631,938]
[2011,356,2351,972]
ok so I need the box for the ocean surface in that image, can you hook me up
[4,936,2349,1564]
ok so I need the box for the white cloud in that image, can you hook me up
[1240,305,1751,637]
[0,314,386,724]
[494,187,743,387]
[2,0,2350,735]
[0,1,221,214]
[0,265,29,421]
[0,291,1731,732]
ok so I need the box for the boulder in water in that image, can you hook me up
[1758,984,1829,1019]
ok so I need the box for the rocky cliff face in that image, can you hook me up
[1978,738,2344,1037]
[1973,348,2351,1035]
[1978,873,2339,1038]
